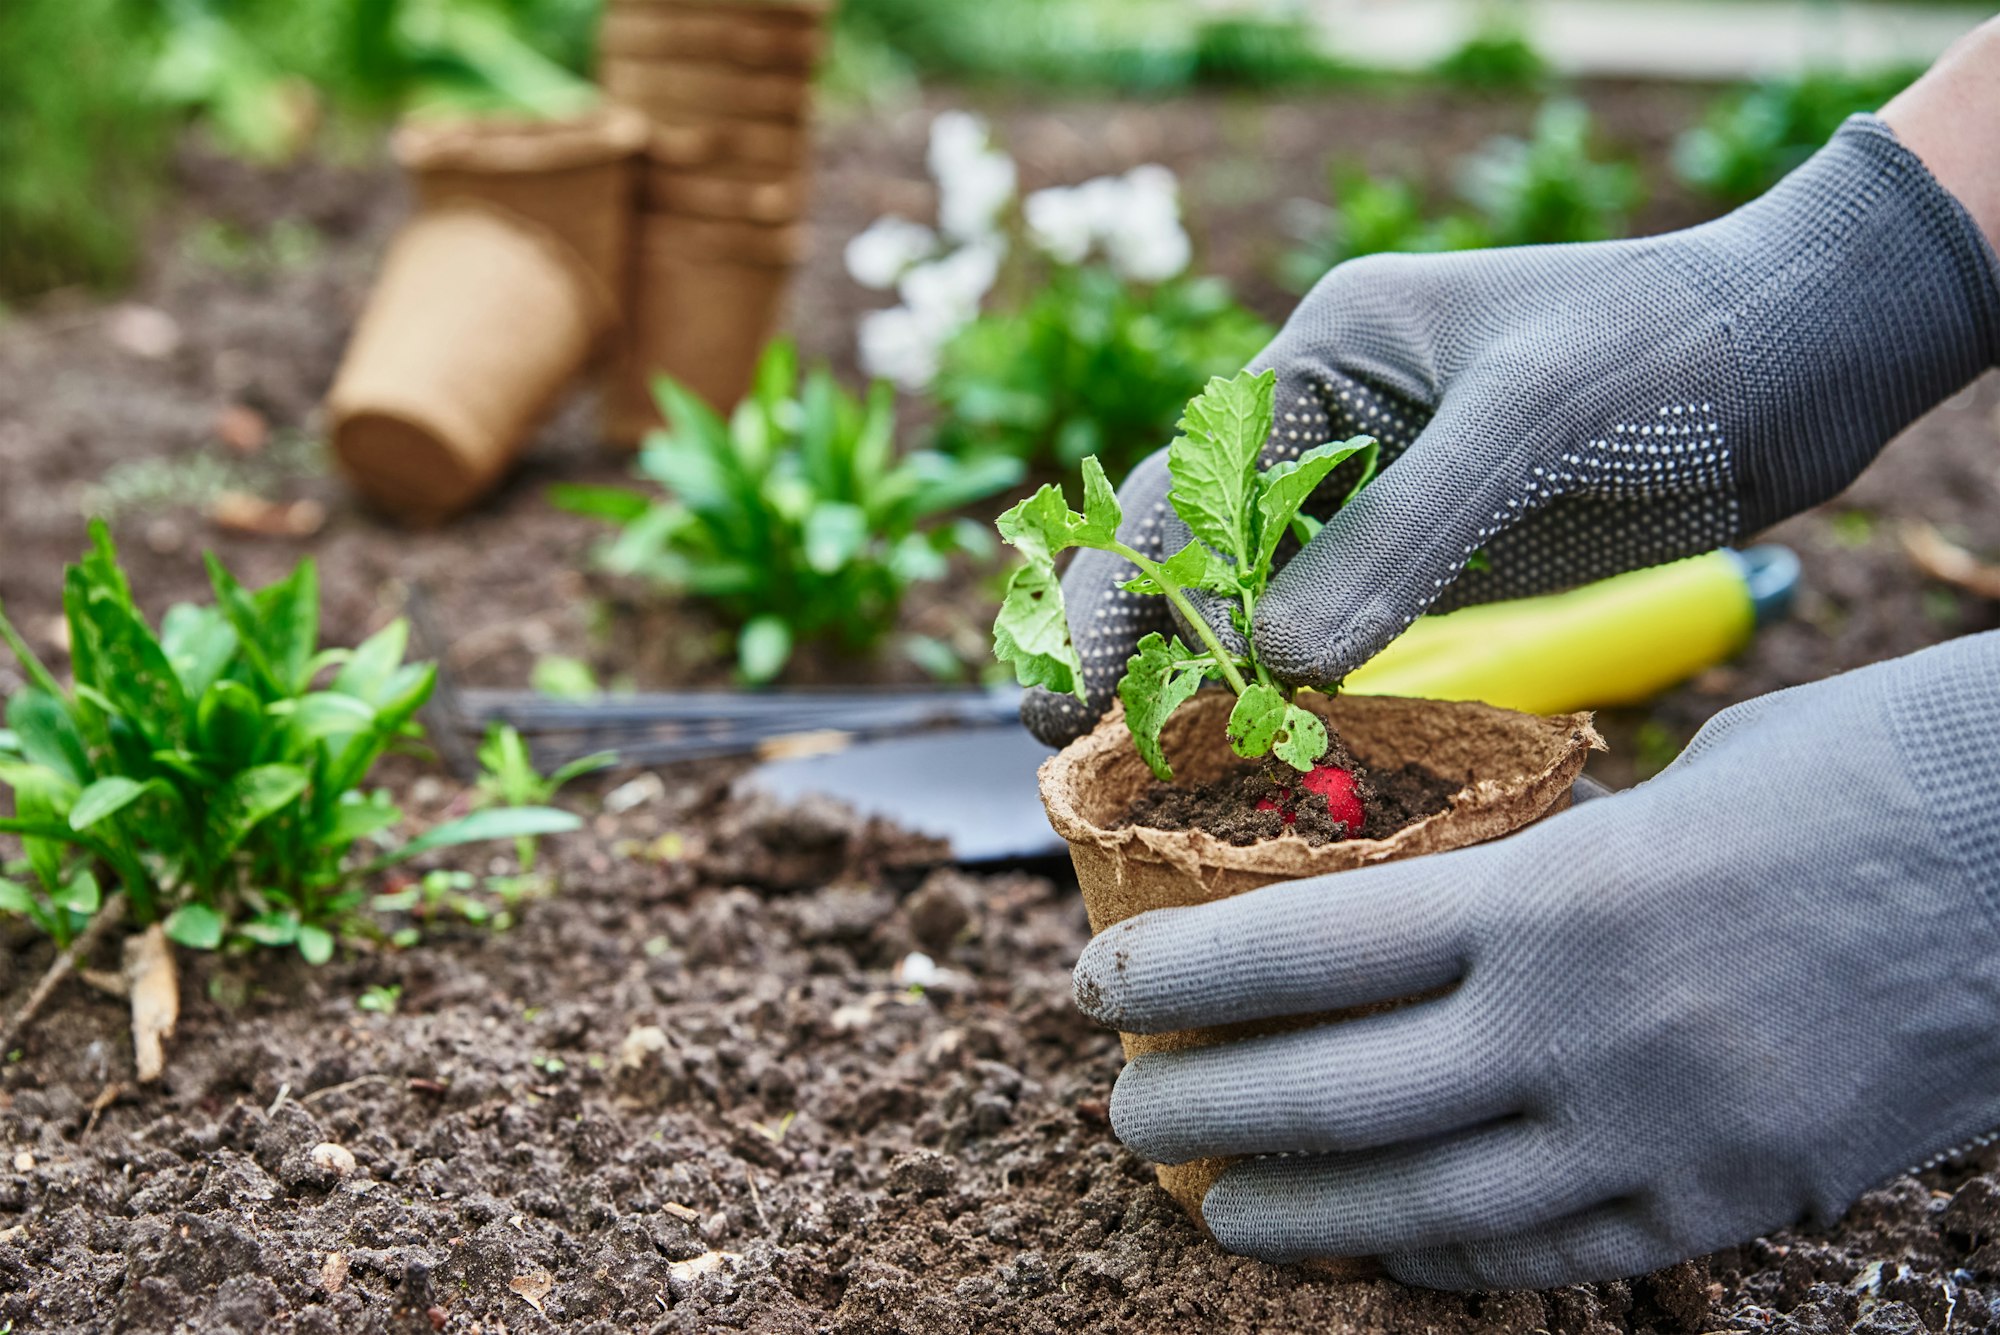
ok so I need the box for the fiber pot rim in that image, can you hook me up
[1040,690,1605,884]
[393,104,651,177]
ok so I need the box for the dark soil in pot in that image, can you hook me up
[1116,731,1464,846]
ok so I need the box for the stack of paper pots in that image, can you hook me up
[596,0,829,444]
[325,107,649,521]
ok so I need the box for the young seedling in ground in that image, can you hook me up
[993,368,1379,829]
[0,523,585,1075]
[471,723,615,872]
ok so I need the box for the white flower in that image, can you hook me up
[926,110,990,184]
[897,240,1001,324]
[1023,186,1093,265]
[1105,215,1191,282]
[928,111,1016,243]
[844,216,937,290]
[858,305,951,391]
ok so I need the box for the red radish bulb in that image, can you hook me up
[1299,763,1365,832]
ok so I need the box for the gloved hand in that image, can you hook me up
[1023,114,2000,747]
[1072,632,2000,1289]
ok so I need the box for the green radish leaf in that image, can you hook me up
[1227,685,1329,772]
[1252,435,1375,576]
[1167,370,1275,569]
[363,806,583,874]
[737,616,793,685]
[995,456,1122,563]
[70,776,158,832]
[1119,633,1211,782]
[297,924,336,965]
[236,910,300,947]
[1120,539,1240,598]
[7,690,91,788]
[1225,683,1291,759]
[253,558,321,695]
[1273,705,1330,772]
[991,562,1085,701]
[164,903,224,950]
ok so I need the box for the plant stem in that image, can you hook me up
[1110,541,1251,696]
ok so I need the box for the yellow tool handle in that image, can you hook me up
[1344,550,1756,715]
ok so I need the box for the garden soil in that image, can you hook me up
[4,82,2000,1332]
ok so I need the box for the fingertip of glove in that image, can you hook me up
[1071,927,1129,1027]
[1020,686,1097,749]
[1252,601,1405,688]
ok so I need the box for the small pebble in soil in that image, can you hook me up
[308,1142,357,1179]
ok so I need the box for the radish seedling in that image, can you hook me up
[993,368,1377,793]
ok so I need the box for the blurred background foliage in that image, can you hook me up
[0,0,1943,302]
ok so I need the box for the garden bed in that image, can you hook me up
[4,80,2000,1331]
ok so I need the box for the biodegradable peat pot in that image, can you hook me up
[601,56,814,123]
[1041,690,1603,1225]
[648,117,812,173]
[394,106,649,307]
[643,165,807,221]
[599,5,826,67]
[601,213,805,441]
[327,204,618,521]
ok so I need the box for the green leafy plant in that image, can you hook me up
[1458,99,1639,247]
[992,369,1377,779]
[472,723,613,870]
[1281,100,1637,292]
[1673,68,1917,205]
[0,521,581,963]
[1278,170,1489,292]
[934,268,1273,480]
[555,339,1023,684]
[1432,6,1546,91]
[357,982,402,1013]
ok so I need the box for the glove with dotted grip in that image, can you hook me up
[1075,632,2000,1289]
[1023,115,2000,748]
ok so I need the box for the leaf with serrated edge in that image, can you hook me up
[996,457,1122,562]
[992,562,1084,701]
[1167,371,1274,568]
[1120,633,1211,782]
[1252,435,1374,576]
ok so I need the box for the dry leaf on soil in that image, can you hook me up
[510,1269,555,1313]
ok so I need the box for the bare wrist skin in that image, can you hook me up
[1882,17,2000,254]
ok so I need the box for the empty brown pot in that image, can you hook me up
[600,56,814,123]
[1039,691,1604,1230]
[598,5,825,67]
[601,212,805,442]
[327,204,618,521]
[393,106,649,309]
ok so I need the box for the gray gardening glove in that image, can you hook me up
[1073,631,2000,1290]
[1023,114,2000,746]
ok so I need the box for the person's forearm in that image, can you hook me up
[1882,17,2000,253]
